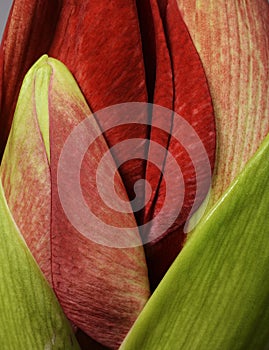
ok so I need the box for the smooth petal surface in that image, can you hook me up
[0,180,79,350]
[0,0,62,158]
[1,55,150,349]
[120,130,269,349]
[176,0,269,206]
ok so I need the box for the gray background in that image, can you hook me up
[0,0,13,41]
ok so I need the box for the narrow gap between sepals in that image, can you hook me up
[143,0,175,232]
[135,0,156,103]
[134,0,156,228]
[144,0,177,292]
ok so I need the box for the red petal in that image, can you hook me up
[176,0,269,205]
[0,0,61,158]
[143,0,216,289]
[49,0,149,209]
[48,58,150,348]
[136,0,174,228]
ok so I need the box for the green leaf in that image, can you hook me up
[120,132,269,350]
[0,180,80,350]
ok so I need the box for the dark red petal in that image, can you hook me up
[49,0,149,209]
[144,0,216,289]
[0,0,61,159]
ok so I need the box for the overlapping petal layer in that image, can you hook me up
[0,180,79,349]
[0,55,150,349]
[0,0,216,290]
[120,110,269,350]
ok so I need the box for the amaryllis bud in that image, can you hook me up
[119,2,269,349]
[0,0,268,349]
[0,0,216,292]
[49,0,216,289]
